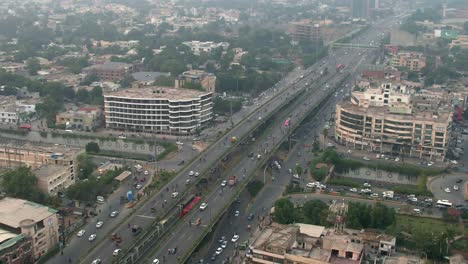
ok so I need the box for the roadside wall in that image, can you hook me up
[337,167,418,185]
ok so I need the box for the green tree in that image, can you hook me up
[85,142,100,153]
[77,154,95,179]
[274,198,295,224]
[1,166,47,203]
[26,58,41,76]
[247,180,264,197]
[119,74,136,88]
[302,200,327,225]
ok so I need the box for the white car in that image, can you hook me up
[363,156,370,161]
[427,161,434,166]
[450,160,458,165]
[176,141,184,145]
[113,249,121,256]
[144,170,149,175]
[152,259,160,264]
[394,157,400,162]
[444,188,451,193]
[293,174,300,179]
[92,259,102,264]
[363,183,371,187]
[349,188,358,193]
[185,179,191,185]
[200,203,208,210]
[215,247,223,255]
[194,171,200,177]
[454,185,459,191]
[136,184,142,190]
[89,234,97,241]
[231,235,240,243]
[118,135,126,139]
[370,193,379,198]
[306,183,315,188]
[77,230,85,237]
[221,180,227,187]
[189,171,195,176]
[109,211,119,218]
[171,192,179,198]
[235,210,240,217]
[96,221,104,228]
[221,240,228,248]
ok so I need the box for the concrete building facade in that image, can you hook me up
[55,106,103,131]
[83,62,134,81]
[175,70,216,93]
[104,87,213,135]
[391,52,426,71]
[290,21,322,42]
[0,198,59,260]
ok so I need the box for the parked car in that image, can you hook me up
[96,221,104,228]
[200,203,208,210]
[77,230,85,237]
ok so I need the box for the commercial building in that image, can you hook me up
[83,62,134,81]
[0,197,59,260]
[182,41,230,56]
[352,0,370,19]
[335,83,453,161]
[55,106,103,131]
[391,52,426,72]
[0,231,33,264]
[175,70,216,92]
[34,165,75,196]
[290,20,322,42]
[104,87,213,135]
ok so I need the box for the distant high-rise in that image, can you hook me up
[352,0,370,19]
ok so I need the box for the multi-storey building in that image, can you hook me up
[0,232,33,264]
[290,20,321,42]
[104,87,213,135]
[335,83,452,161]
[391,52,426,71]
[0,197,59,260]
[175,70,216,92]
[83,62,134,81]
[56,106,103,131]
[34,165,75,196]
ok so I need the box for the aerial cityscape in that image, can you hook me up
[0,0,467,263]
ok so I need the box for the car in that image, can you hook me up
[450,160,458,165]
[168,248,177,254]
[218,236,226,243]
[144,170,149,175]
[235,210,240,217]
[221,240,228,248]
[444,188,451,193]
[247,213,254,221]
[363,156,370,161]
[113,249,121,256]
[195,171,200,177]
[456,179,463,183]
[96,221,104,228]
[77,230,85,237]
[118,134,126,139]
[186,179,191,185]
[231,235,240,243]
[454,185,459,191]
[109,211,119,217]
[176,141,184,145]
[248,152,254,158]
[178,160,185,165]
[189,171,195,176]
[293,174,300,179]
[200,203,208,210]
[306,182,315,188]
[171,192,179,198]
[153,259,160,264]
[363,183,371,187]
[215,247,223,255]
[370,193,379,198]
[211,253,217,261]
[221,180,227,187]
[394,157,400,162]
[349,188,358,193]
[408,197,418,202]
[136,184,142,190]
[92,259,102,264]
[427,161,434,166]
[327,143,334,148]
[89,234,97,241]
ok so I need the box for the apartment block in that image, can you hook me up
[104,87,213,135]
[290,20,322,42]
[0,198,59,260]
[335,83,452,161]
[83,62,134,81]
[391,52,426,71]
[55,106,103,131]
[175,70,216,92]
[0,232,33,264]
[34,165,75,196]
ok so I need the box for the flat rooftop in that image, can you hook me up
[34,165,67,178]
[105,86,211,100]
[0,197,57,229]
[0,140,81,157]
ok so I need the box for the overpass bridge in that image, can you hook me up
[330,42,379,49]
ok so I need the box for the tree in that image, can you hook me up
[26,58,41,76]
[119,74,136,88]
[274,198,295,224]
[85,142,100,153]
[302,200,328,225]
[77,154,95,179]
[2,166,47,203]
[247,180,264,197]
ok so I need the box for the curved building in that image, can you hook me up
[104,87,213,135]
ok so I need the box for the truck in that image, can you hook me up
[336,64,345,71]
[228,175,236,187]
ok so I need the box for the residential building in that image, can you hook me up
[0,197,59,260]
[335,83,452,161]
[247,223,364,264]
[290,20,322,42]
[352,0,370,19]
[175,70,216,92]
[182,41,230,56]
[0,63,26,74]
[131,72,171,86]
[34,165,75,196]
[0,96,18,125]
[391,52,426,71]
[0,232,33,264]
[55,106,103,131]
[104,87,213,135]
[83,62,134,81]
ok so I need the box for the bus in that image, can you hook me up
[435,200,452,208]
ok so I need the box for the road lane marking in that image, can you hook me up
[136,215,156,219]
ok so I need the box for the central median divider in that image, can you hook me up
[110,67,325,264]
[177,73,351,263]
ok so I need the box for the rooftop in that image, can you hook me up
[180,70,214,78]
[0,232,25,251]
[33,165,67,178]
[0,197,57,229]
[105,86,211,100]
[87,62,132,70]
[295,223,325,238]
[132,72,171,82]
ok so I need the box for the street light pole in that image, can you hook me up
[263,164,269,184]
